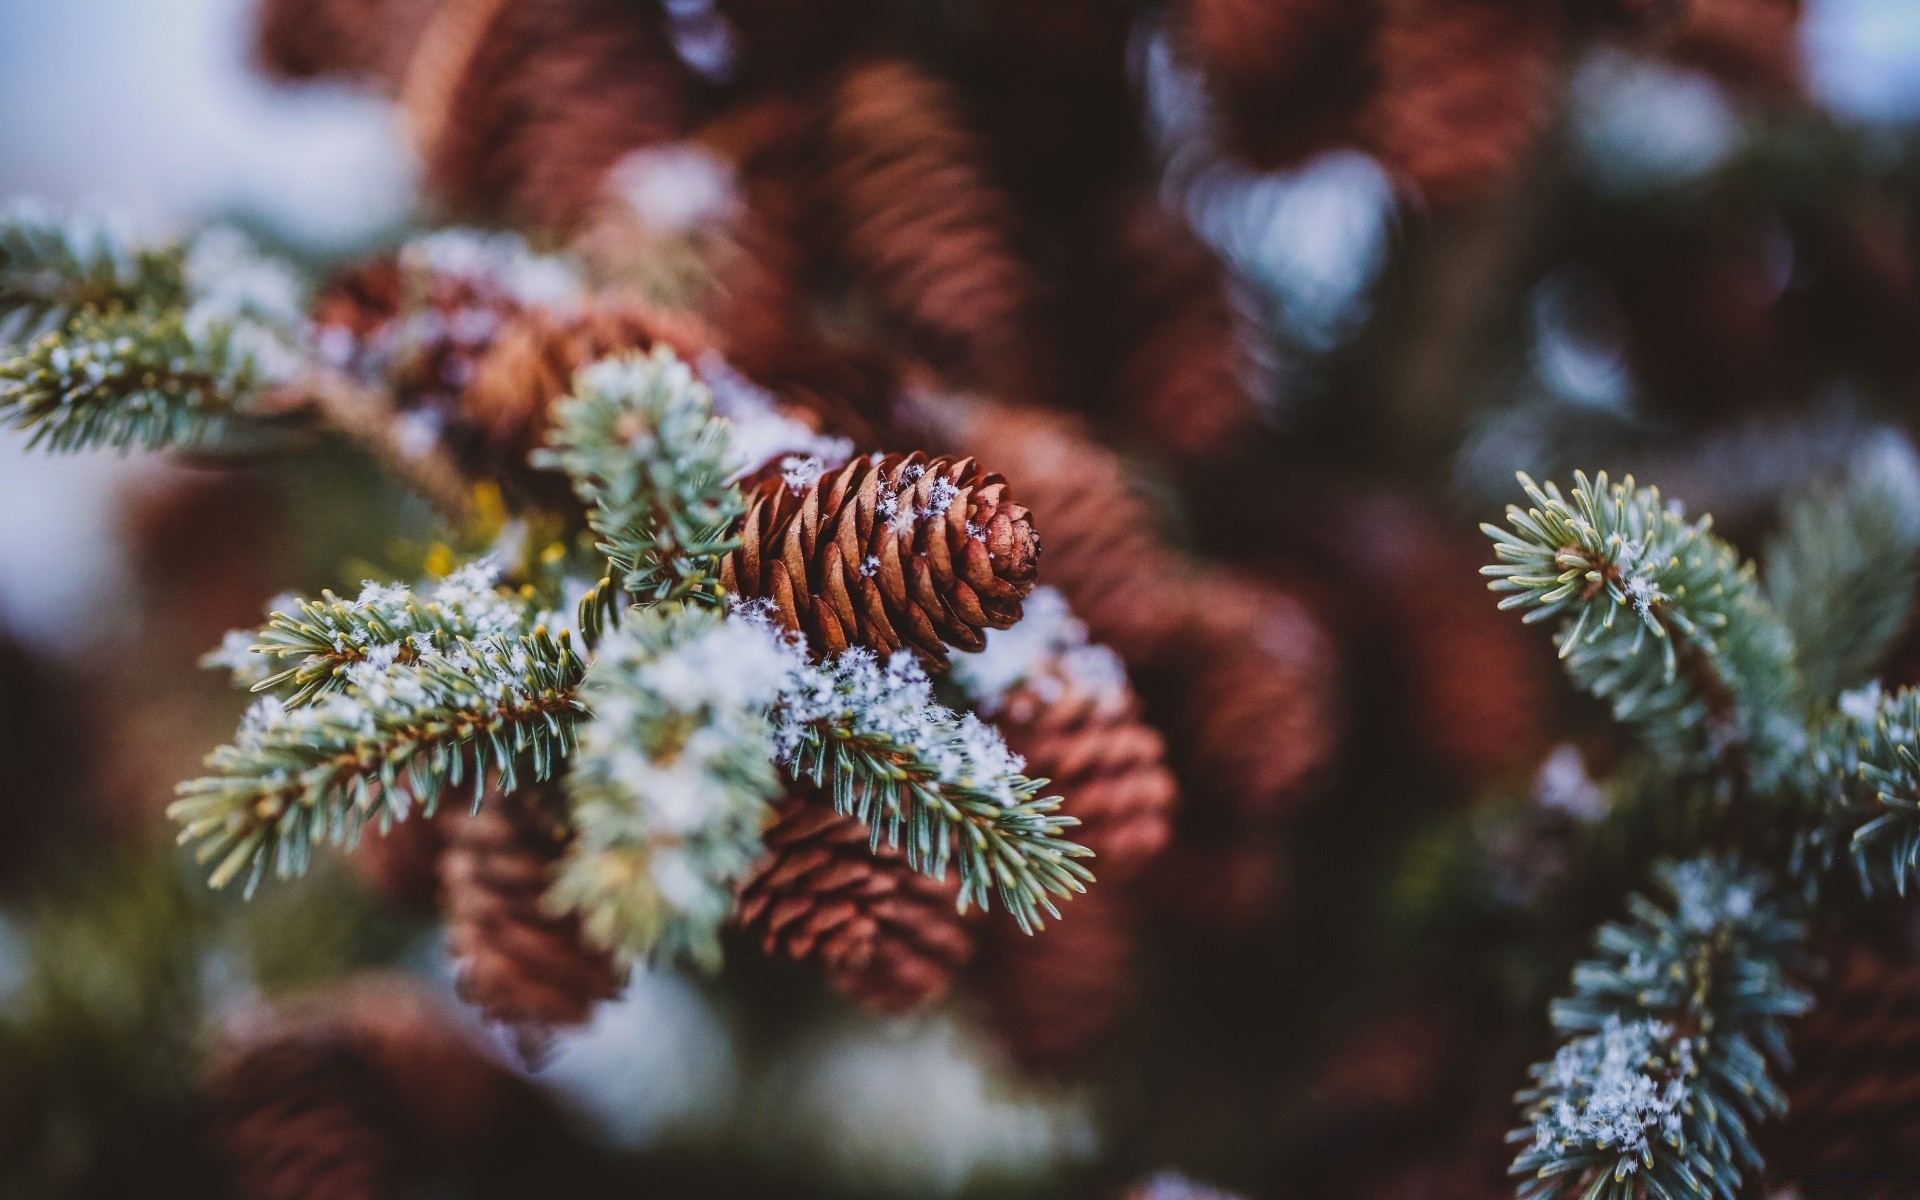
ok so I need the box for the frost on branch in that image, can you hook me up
[0,206,308,453]
[1482,471,1801,788]
[536,346,747,619]
[770,617,1093,931]
[208,561,540,706]
[951,586,1129,717]
[170,626,585,895]
[551,605,791,968]
[1511,856,1808,1200]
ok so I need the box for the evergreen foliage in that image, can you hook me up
[170,626,585,894]
[535,347,747,620]
[1805,683,1920,897]
[1512,857,1809,1200]
[0,209,306,454]
[1483,472,1802,789]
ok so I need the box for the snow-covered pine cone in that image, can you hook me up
[735,796,975,1012]
[720,452,1039,663]
[440,791,622,1057]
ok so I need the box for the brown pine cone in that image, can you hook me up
[1090,195,1269,462]
[990,652,1177,882]
[1659,0,1802,95]
[347,810,447,915]
[440,792,622,1057]
[1175,0,1375,169]
[461,296,716,472]
[977,883,1137,1075]
[736,798,975,1012]
[819,58,1045,402]
[204,1033,400,1200]
[254,0,439,89]
[905,395,1190,663]
[204,977,540,1200]
[1768,945,1920,1184]
[720,452,1039,663]
[418,0,703,232]
[1357,0,1562,207]
[1159,569,1340,821]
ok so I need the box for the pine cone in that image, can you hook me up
[1659,0,1802,95]
[204,977,539,1200]
[1357,0,1561,207]
[720,452,1039,662]
[461,297,715,472]
[254,0,439,88]
[978,883,1137,1074]
[440,791,622,1056]
[994,659,1177,882]
[819,58,1044,401]
[1769,945,1920,1183]
[419,0,702,232]
[1175,0,1374,169]
[1091,195,1268,461]
[1159,570,1340,821]
[905,395,1190,663]
[204,1033,401,1200]
[347,810,447,915]
[736,797,975,1012]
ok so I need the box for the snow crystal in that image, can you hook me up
[1531,1017,1691,1161]
[1665,857,1759,933]
[401,229,585,312]
[951,587,1129,715]
[780,454,828,494]
[203,627,271,686]
[697,351,852,479]
[1839,681,1885,723]
[607,144,741,234]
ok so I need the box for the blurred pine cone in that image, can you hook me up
[1659,0,1802,94]
[736,797,974,1011]
[993,654,1178,882]
[462,297,715,471]
[1174,0,1375,169]
[720,452,1039,662]
[347,810,448,915]
[978,883,1137,1074]
[204,977,542,1200]
[1159,570,1340,821]
[418,0,703,231]
[440,791,622,1057]
[819,58,1044,401]
[1357,0,1561,207]
[1090,195,1268,462]
[255,0,439,88]
[205,1033,400,1200]
[1769,945,1920,1184]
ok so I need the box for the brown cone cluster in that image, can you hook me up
[347,810,447,915]
[721,452,1039,663]
[1769,945,1920,1183]
[440,791,622,1055]
[978,884,1138,1074]
[819,58,1044,401]
[203,977,543,1200]
[736,797,975,1012]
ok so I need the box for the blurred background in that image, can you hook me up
[4,0,1920,1198]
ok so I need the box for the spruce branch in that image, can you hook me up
[0,217,306,455]
[772,634,1093,931]
[1764,440,1920,699]
[214,564,537,707]
[1483,472,1801,786]
[551,605,788,968]
[170,627,585,895]
[0,205,183,340]
[535,347,747,613]
[1804,683,1920,896]
[1511,856,1809,1200]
